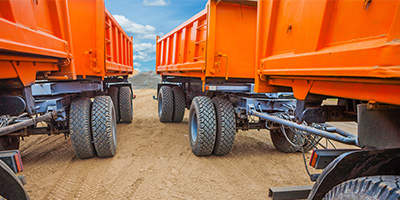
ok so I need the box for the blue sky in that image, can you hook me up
[105,0,208,72]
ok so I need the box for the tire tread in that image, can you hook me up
[91,96,117,158]
[172,86,185,123]
[158,86,174,123]
[108,86,120,122]
[324,176,400,200]
[212,97,236,155]
[119,86,133,123]
[189,96,216,156]
[69,98,95,159]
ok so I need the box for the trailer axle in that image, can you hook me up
[250,110,359,146]
[0,112,53,137]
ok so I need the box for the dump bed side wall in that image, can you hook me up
[156,1,257,80]
[0,0,133,86]
[53,0,134,79]
[255,0,400,105]
[0,0,71,85]
[213,2,257,79]
[0,0,70,59]
[65,0,106,79]
[105,10,133,76]
[156,10,207,78]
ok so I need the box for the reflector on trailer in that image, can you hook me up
[0,150,24,174]
[309,149,355,169]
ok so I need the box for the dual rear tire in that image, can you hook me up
[158,86,185,123]
[189,96,236,156]
[108,86,133,123]
[69,96,118,159]
[157,86,237,156]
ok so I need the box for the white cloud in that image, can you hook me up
[134,62,142,68]
[133,42,156,62]
[142,0,171,6]
[113,15,158,64]
[138,34,158,40]
[134,43,156,54]
[134,51,155,62]
[113,15,156,37]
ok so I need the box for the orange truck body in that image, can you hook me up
[156,0,258,81]
[157,0,400,106]
[0,0,133,87]
[255,0,400,106]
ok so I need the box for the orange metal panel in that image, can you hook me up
[0,0,133,86]
[255,0,400,105]
[156,0,257,80]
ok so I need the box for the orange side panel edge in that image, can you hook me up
[255,0,400,105]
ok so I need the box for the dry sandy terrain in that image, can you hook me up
[19,89,357,199]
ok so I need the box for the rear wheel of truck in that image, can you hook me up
[69,98,96,159]
[189,96,216,156]
[212,97,236,156]
[108,86,120,122]
[119,86,133,123]
[270,128,300,153]
[172,86,185,123]
[158,86,174,123]
[270,124,318,153]
[324,176,400,200]
[0,136,20,150]
[91,96,117,158]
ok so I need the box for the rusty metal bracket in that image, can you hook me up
[367,101,400,111]
[364,0,372,10]
[214,52,229,80]
[85,50,101,74]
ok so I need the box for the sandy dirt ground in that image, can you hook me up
[19,89,357,199]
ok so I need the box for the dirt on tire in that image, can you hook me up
[19,89,357,199]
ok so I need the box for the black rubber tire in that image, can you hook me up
[188,96,216,156]
[119,86,133,123]
[69,98,95,159]
[270,128,299,153]
[91,96,117,158]
[324,176,400,200]
[0,136,20,151]
[158,86,174,123]
[212,97,236,155]
[172,86,185,123]
[270,127,315,153]
[108,86,120,122]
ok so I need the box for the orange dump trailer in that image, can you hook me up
[0,0,134,171]
[156,0,257,81]
[0,0,133,86]
[254,0,400,106]
[156,1,400,199]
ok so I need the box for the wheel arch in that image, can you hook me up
[308,148,400,200]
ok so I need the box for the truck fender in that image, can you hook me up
[308,148,400,200]
[0,160,29,200]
